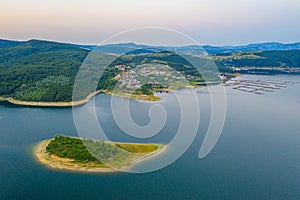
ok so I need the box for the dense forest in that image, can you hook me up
[0,40,217,102]
[46,135,123,163]
[0,40,89,102]
[46,135,159,164]
[0,39,299,103]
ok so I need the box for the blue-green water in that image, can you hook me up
[0,75,299,199]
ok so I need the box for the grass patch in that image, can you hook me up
[44,135,164,169]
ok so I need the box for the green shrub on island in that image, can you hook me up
[46,135,122,163]
[46,135,160,165]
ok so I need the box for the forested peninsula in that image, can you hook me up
[1,39,300,106]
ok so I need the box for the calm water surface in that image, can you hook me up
[0,75,299,199]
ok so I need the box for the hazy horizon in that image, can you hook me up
[1,0,300,46]
[1,37,300,47]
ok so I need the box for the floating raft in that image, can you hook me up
[224,79,296,95]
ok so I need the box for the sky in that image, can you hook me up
[1,0,300,46]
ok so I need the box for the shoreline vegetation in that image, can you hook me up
[0,79,230,107]
[0,39,242,107]
[35,136,167,173]
[1,39,300,108]
[0,88,171,107]
[0,89,165,107]
[0,90,161,107]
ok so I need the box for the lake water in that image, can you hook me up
[0,75,299,199]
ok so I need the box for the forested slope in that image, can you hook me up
[0,40,89,102]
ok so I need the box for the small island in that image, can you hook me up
[35,135,167,172]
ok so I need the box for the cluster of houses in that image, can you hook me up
[113,64,189,89]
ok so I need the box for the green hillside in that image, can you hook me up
[0,40,216,103]
[1,39,299,104]
[0,40,89,102]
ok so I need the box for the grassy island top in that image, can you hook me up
[35,135,167,172]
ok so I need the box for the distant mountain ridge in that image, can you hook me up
[204,42,300,54]
[73,42,300,55]
[1,39,300,55]
[0,39,21,48]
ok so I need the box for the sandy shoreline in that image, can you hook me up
[1,79,231,107]
[123,144,167,171]
[1,89,161,107]
[34,139,167,173]
[4,90,103,107]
